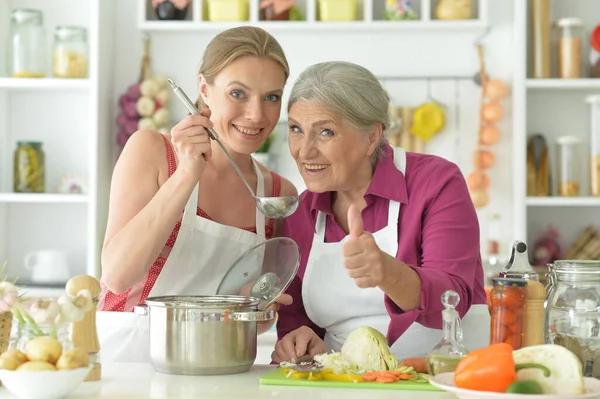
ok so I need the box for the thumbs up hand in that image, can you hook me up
[343,204,388,288]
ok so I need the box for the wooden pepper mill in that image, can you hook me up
[66,275,101,382]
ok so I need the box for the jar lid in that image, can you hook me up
[54,26,87,39]
[216,237,299,310]
[499,271,539,281]
[592,25,600,53]
[556,135,582,145]
[16,141,42,146]
[492,277,528,287]
[11,8,43,23]
[551,260,600,273]
[556,18,584,28]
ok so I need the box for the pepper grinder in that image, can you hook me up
[425,290,469,375]
[66,275,101,381]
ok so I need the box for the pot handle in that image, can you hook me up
[134,304,148,316]
[229,309,275,322]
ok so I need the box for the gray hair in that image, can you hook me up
[288,61,389,162]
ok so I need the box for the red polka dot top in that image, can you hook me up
[98,134,281,312]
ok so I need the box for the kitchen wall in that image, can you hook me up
[108,1,515,253]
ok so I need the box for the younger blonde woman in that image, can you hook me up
[97,27,296,363]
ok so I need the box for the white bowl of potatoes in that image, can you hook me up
[0,336,91,399]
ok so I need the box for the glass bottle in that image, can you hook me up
[6,8,46,78]
[556,18,583,79]
[588,95,600,197]
[53,26,88,78]
[500,240,540,281]
[13,141,45,193]
[556,136,582,197]
[490,277,527,350]
[426,290,469,375]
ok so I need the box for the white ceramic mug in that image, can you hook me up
[24,250,71,283]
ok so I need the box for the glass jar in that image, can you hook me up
[546,261,600,378]
[489,277,526,350]
[556,135,582,196]
[13,141,45,193]
[590,25,600,78]
[53,26,88,79]
[10,323,72,353]
[556,18,583,79]
[588,95,600,196]
[6,8,46,78]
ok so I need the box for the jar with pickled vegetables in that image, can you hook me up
[52,26,88,78]
[489,277,526,350]
[547,261,600,378]
[13,141,45,193]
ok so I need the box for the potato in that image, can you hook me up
[25,337,62,364]
[17,361,56,371]
[0,357,21,370]
[0,349,28,364]
[56,347,89,370]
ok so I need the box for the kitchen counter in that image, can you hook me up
[0,362,455,399]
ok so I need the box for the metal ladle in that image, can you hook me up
[168,79,299,219]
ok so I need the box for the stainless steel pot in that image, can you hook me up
[135,295,274,376]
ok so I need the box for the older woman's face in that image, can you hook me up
[288,101,377,193]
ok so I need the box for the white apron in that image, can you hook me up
[302,147,490,359]
[97,160,267,363]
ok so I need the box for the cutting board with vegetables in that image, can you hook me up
[259,368,441,391]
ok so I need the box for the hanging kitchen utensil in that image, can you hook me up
[216,237,300,310]
[411,79,446,142]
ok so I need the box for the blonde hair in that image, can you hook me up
[288,61,389,161]
[195,26,290,109]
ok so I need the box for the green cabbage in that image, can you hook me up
[340,326,398,372]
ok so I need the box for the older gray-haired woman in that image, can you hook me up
[273,61,490,363]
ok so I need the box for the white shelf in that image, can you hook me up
[138,19,488,32]
[526,197,600,207]
[0,78,90,90]
[0,193,89,204]
[526,79,600,90]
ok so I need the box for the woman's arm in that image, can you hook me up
[384,161,481,328]
[101,131,197,294]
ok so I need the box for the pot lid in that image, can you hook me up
[216,237,300,310]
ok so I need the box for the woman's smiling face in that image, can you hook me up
[199,55,285,154]
[287,101,377,193]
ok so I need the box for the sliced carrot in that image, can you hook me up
[361,374,377,382]
[397,374,416,380]
[376,376,398,384]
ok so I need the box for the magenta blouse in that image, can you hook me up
[277,144,486,345]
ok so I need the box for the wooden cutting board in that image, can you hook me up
[259,369,441,391]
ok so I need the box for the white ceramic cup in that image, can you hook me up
[24,250,71,283]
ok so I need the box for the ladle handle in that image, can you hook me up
[168,79,257,198]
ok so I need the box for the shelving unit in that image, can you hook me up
[513,0,600,253]
[0,0,116,281]
[137,0,488,32]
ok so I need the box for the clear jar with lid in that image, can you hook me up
[13,141,45,193]
[556,18,583,79]
[590,25,600,78]
[489,277,527,350]
[53,26,88,78]
[546,260,600,377]
[6,8,47,78]
[588,95,600,196]
[556,135,582,196]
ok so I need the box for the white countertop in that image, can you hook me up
[0,362,455,399]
